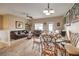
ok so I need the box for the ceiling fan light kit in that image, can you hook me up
[43,9,48,13]
[45,12,50,15]
[49,9,55,13]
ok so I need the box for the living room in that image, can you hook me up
[0,3,79,56]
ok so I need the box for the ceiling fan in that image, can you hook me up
[25,13,33,20]
[9,9,33,20]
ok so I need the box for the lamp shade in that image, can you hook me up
[43,9,48,13]
[45,12,50,15]
[49,9,55,14]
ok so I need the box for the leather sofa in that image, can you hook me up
[10,30,29,40]
[32,30,42,37]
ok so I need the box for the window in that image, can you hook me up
[35,23,43,30]
[48,23,54,33]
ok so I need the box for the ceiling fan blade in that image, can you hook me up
[9,9,33,19]
[27,14,33,19]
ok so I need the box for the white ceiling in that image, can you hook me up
[0,3,74,19]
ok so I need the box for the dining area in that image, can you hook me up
[39,30,67,56]
[32,30,68,56]
[32,28,79,56]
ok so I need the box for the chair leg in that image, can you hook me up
[32,41,35,49]
[38,45,40,52]
[32,37,35,49]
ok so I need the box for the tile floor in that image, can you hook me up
[0,38,41,56]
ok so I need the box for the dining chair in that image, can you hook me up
[32,35,41,53]
[65,31,79,56]
[40,34,55,56]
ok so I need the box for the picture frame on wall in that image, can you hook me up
[16,21,23,29]
[57,22,60,26]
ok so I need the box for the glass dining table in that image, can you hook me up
[40,33,70,56]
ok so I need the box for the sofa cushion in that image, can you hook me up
[15,32,19,35]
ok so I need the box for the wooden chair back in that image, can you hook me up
[69,31,79,47]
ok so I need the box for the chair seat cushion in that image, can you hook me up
[43,49,55,56]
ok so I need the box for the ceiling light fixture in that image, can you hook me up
[43,3,55,15]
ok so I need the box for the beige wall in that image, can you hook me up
[0,15,3,30]
[65,21,79,33]
[3,15,9,30]
[0,14,28,44]
[0,30,10,44]
[32,16,64,31]
[3,14,27,31]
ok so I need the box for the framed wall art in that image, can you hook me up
[16,21,23,29]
